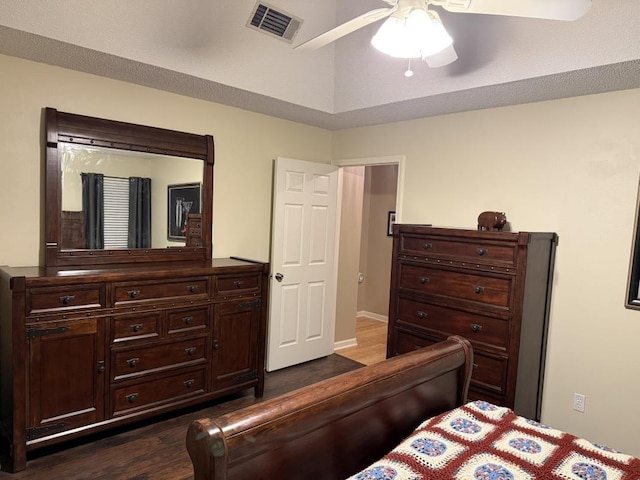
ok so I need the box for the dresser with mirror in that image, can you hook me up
[0,108,269,472]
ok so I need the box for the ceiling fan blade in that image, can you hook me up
[294,7,394,51]
[423,44,458,68]
[439,0,591,21]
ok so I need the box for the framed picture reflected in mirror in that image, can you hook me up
[168,183,201,241]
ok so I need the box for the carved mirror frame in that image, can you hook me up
[44,107,214,267]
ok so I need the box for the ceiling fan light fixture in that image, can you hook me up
[371,15,421,58]
[371,8,453,59]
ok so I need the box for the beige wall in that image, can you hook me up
[0,54,332,267]
[333,88,640,457]
[335,166,365,344]
[358,165,397,318]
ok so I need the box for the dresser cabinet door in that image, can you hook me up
[27,318,106,440]
[212,298,261,392]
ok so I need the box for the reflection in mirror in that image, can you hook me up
[60,144,203,250]
[627,179,640,309]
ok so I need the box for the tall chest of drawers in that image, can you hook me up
[0,258,268,472]
[387,225,557,420]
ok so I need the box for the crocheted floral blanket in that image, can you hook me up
[347,401,640,480]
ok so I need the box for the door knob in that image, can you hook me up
[275,273,284,282]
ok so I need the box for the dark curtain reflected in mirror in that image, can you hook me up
[81,172,104,249]
[129,177,152,248]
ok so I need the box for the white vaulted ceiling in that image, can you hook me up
[0,0,638,130]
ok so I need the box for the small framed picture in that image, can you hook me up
[387,211,396,236]
[168,183,201,240]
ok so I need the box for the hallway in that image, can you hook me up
[337,317,387,365]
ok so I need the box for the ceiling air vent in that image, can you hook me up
[247,2,302,43]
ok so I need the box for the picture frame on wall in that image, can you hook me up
[168,183,201,240]
[387,211,396,236]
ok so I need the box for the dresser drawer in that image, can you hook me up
[112,277,208,305]
[399,263,512,309]
[390,329,437,356]
[214,273,261,296]
[112,337,207,381]
[399,233,517,265]
[396,297,509,350]
[471,352,508,396]
[390,329,508,396]
[111,368,205,416]
[27,284,105,315]
[111,312,162,344]
[167,305,209,335]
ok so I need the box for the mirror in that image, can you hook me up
[45,107,214,267]
[627,178,640,308]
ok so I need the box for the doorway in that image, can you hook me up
[333,155,404,359]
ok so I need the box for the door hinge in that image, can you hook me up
[27,422,68,441]
[26,326,70,340]
[238,298,261,309]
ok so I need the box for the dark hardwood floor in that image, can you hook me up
[0,354,363,479]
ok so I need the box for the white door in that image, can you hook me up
[266,157,339,371]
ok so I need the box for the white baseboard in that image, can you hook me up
[356,311,388,323]
[334,338,357,350]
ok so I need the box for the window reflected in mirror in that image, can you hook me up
[60,144,203,250]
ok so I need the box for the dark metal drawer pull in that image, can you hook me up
[97,361,105,373]
[417,311,428,319]
[473,285,485,294]
[187,285,198,293]
[126,357,140,367]
[183,316,193,325]
[59,295,75,305]
[127,290,140,298]
[185,347,196,356]
[126,393,138,403]
[423,243,432,249]
[234,280,245,288]
[131,323,143,332]
[477,248,488,256]
[213,340,220,350]
[184,379,195,388]
[419,276,429,284]
[470,323,483,333]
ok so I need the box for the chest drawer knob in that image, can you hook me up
[97,360,105,373]
[470,323,483,333]
[417,311,428,319]
[473,285,485,294]
[126,393,138,403]
[423,243,433,249]
[234,280,245,288]
[185,347,197,356]
[127,290,140,298]
[59,295,75,305]
[477,248,488,256]
[420,276,430,284]
[187,285,199,293]
[213,340,220,350]
[126,357,140,367]
[182,316,193,325]
[131,323,143,333]
[184,379,195,388]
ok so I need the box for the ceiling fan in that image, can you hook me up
[294,0,591,68]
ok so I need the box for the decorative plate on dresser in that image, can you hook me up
[387,224,557,421]
[0,108,269,472]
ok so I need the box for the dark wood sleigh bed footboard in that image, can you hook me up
[186,336,473,480]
